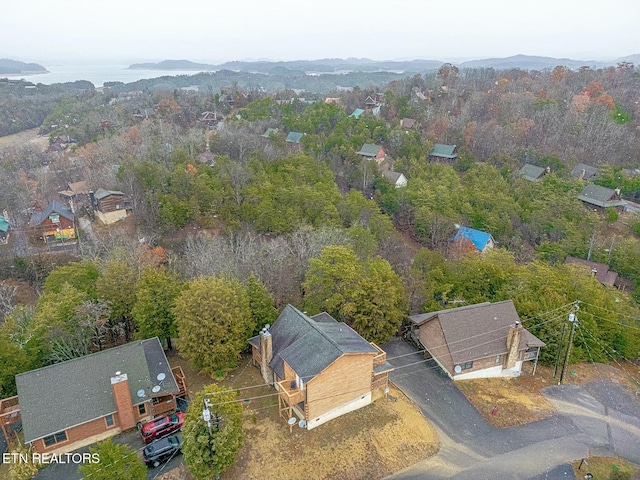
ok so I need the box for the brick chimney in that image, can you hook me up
[259,326,273,385]
[505,321,523,369]
[110,372,136,430]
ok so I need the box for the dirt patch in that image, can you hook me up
[168,353,439,480]
[223,384,438,480]
[0,128,48,152]
[457,367,556,428]
[457,361,640,429]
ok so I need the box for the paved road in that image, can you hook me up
[382,338,639,480]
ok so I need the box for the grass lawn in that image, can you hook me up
[571,456,639,480]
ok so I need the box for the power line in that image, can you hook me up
[206,303,573,406]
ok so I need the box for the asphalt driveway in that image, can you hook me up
[382,338,591,480]
[32,428,183,480]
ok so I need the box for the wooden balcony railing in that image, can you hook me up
[371,342,387,368]
[171,366,187,397]
[276,379,305,406]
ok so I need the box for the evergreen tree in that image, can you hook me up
[132,268,183,350]
[182,384,244,480]
[175,277,253,375]
[78,439,146,480]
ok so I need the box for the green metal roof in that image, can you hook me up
[286,131,304,143]
[430,144,457,158]
[349,108,364,118]
[356,143,382,157]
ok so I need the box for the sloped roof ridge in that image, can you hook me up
[15,338,158,378]
[286,304,345,353]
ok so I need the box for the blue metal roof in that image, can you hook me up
[453,226,493,251]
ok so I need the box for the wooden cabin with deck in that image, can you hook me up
[249,305,393,430]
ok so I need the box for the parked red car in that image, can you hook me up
[139,412,185,444]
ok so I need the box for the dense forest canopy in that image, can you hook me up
[0,62,639,397]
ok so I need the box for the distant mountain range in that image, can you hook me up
[128,54,640,74]
[0,59,47,75]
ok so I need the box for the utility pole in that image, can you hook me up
[553,321,567,378]
[559,309,578,385]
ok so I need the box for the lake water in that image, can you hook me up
[10,64,213,87]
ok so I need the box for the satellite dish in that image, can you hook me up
[151,385,161,393]
[136,389,146,398]
[287,417,297,426]
[156,373,166,382]
[298,419,307,429]
[454,365,462,374]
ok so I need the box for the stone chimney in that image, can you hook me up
[259,326,273,385]
[505,321,523,369]
[110,372,136,431]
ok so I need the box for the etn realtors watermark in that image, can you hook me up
[2,452,100,465]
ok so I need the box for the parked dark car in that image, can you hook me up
[139,412,185,443]
[143,434,183,467]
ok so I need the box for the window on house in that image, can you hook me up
[105,414,114,427]
[495,355,501,364]
[138,403,146,415]
[460,361,473,371]
[43,431,67,447]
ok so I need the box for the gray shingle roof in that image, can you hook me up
[409,300,544,365]
[577,184,626,208]
[257,305,377,381]
[571,163,598,180]
[16,338,178,443]
[519,164,546,181]
[383,171,403,183]
[29,200,74,227]
[94,188,125,200]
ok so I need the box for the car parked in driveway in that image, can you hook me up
[143,434,183,467]
[139,412,185,444]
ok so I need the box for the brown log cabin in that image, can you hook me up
[249,305,393,431]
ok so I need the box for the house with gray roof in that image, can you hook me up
[577,184,626,212]
[571,163,598,181]
[29,200,76,243]
[249,305,393,430]
[408,300,545,380]
[11,338,184,454]
[382,170,407,188]
[519,164,549,182]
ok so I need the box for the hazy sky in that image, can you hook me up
[2,0,639,64]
